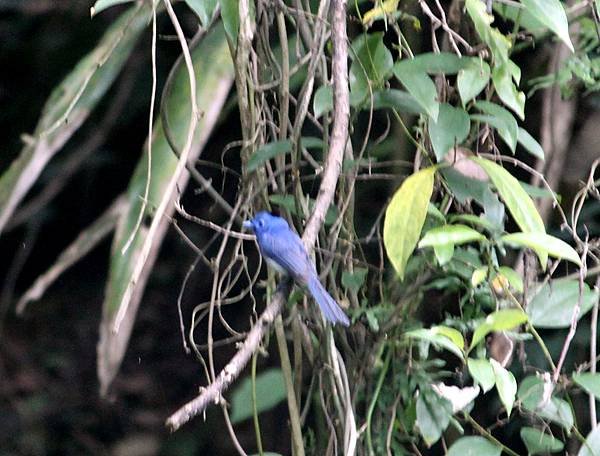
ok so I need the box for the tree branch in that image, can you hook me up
[165,0,349,431]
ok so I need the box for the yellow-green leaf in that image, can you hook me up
[383,167,436,279]
[471,157,547,266]
[502,232,581,266]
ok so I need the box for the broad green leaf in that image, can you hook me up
[231,368,286,423]
[458,60,491,105]
[247,140,292,172]
[416,389,453,446]
[300,136,325,150]
[470,308,528,349]
[362,0,400,25]
[393,61,439,120]
[520,427,564,454]
[90,0,133,16]
[0,5,149,236]
[185,0,218,27]
[220,0,240,44]
[465,0,511,65]
[383,167,436,279]
[342,268,368,294]
[496,266,524,293]
[517,127,545,160]
[431,326,465,350]
[528,279,599,328]
[519,181,557,200]
[578,426,600,456]
[428,104,470,160]
[471,267,488,287]
[470,157,546,265]
[351,32,394,87]
[448,214,496,232]
[447,436,501,456]
[491,359,516,416]
[519,376,574,430]
[419,224,485,248]
[468,358,495,392]
[492,63,525,120]
[371,89,424,114]
[98,24,234,396]
[521,0,574,52]
[473,101,518,152]
[313,85,333,119]
[502,232,581,266]
[433,243,454,265]
[405,52,466,74]
[406,328,464,359]
[573,373,600,400]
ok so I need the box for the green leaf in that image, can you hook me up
[573,373,600,400]
[433,243,454,265]
[465,0,511,65]
[432,326,465,350]
[416,389,453,446]
[470,157,546,265]
[419,224,485,248]
[470,309,528,349]
[501,232,581,266]
[313,85,333,119]
[230,368,286,423]
[371,89,424,114]
[473,101,518,152]
[520,427,564,454]
[471,267,488,287]
[490,358,516,416]
[492,63,525,120]
[521,0,574,52]
[341,268,368,294]
[247,140,292,172]
[578,426,600,456]
[383,167,436,279]
[428,104,471,160]
[518,376,574,430]
[185,0,219,27]
[98,24,234,396]
[497,266,524,293]
[517,127,545,160]
[468,358,495,393]
[0,5,149,236]
[447,436,501,456]
[448,214,496,232]
[220,0,240,44]
[528,279,599,328]
[458,60,491,105]
[406,328,464,359]
[393,61,439,120]
[351,32,394,87]
[406,52,466,74]
[90,0,133,16]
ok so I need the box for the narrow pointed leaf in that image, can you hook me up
[98,25,234,396]
[502,232,581,266]
[491,359,517,416]
[91,0,133,16]
[521,0,574,52]
[419,224,484,248]
[0,5,150,236]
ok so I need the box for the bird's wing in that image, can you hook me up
[259,227,314,282]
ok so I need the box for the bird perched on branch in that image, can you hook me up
[243,211,350,326]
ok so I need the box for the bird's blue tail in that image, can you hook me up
[307,276,350,326]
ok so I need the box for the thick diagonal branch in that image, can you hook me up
[165,0,349,431]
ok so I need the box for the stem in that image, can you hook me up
[366,349,391,455]
[275,315,306,456]
[251,352,264,455]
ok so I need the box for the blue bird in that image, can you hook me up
[243,211,350,326]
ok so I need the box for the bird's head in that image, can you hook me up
[243,211,288,235]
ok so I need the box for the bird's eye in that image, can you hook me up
[258,219,265,228]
